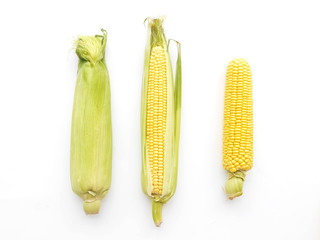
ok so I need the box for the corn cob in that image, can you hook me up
[70,29,112,214]
[223,58,253,200]
[141,18,181,227]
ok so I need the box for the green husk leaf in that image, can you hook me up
[172,40,181,196]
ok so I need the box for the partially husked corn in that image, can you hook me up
[223,58,253,200]
[141,18,181,227]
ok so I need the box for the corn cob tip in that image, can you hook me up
[144,16,165,26]
[83,200,101,215]
[146,17,166,47]
[152,201,163,227]
[225,171,246,200]
[74,29,107,64]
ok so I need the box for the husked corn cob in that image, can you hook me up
[223,58,253,200]
[141,18,181,227]
[147,46,167,196]
[70,29,112,214]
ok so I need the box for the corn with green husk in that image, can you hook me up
[223,58,253,200]
[70,29,112,214]
[141,18,181,227]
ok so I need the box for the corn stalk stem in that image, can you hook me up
[83,200,101,215]
[152,201,163,227]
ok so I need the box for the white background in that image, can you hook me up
[1,0,320,239]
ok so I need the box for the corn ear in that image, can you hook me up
[70,29,112,214]
[141,18,182,227]
[223,58,253,200]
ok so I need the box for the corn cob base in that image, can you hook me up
[225,171,246,200]
[83,200,101,215]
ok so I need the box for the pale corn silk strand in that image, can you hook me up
[146,46,167,196]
